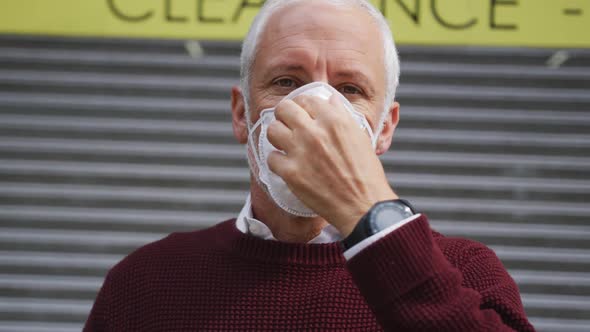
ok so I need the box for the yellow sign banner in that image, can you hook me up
[0,0,588,48]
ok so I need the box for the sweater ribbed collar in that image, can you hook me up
[221,219,347,266]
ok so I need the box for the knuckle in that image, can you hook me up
[298,95,317,109]
[282,99,297,108]
[267,151,278,167]
[321,109,336,121]
[274,103,285,117]
[294,95,308,104]
[307,127,327,147]
[267,120,278,134]
[267,152,283,172]
[282,164,298,181]
[303,95,320,108]
[266,121,278,140]
[300,121,316,135]
[275,100,292,115]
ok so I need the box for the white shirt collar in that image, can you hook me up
[236,194,343,244]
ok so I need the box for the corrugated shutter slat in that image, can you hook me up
[0,35,588,331]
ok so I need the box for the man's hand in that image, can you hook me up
[266,94,397,237]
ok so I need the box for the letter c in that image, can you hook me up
[431,0,477,30]
[107,0,153,23]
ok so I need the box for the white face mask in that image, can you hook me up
[247,82,377,217]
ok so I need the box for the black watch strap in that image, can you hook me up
[341,199,415,250]
[341,211,372,250]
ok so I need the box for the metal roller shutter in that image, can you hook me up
[0,35,589,331]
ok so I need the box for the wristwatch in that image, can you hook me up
[341,199,416,250]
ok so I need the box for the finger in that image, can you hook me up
[327,94,366,127]
[266,119,293,152]
[275,99,312,130]
[327,94,349,118]
[328,93,341,108]
[267,150,294,182]
[291,95,322,119]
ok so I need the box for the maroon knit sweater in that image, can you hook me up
[84,215,535,331]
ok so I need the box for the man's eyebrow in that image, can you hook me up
[264,63,307,76]
[333,70,375,93]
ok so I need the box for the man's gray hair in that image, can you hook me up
[240,0,400,134]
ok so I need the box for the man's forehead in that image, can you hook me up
[260,1,379,46]
[255,2,383,65]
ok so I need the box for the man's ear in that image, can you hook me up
[231,85,248,144]
[375,101,400,155]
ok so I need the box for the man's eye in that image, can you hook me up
[275,78,296,88]
[339,85,362,95]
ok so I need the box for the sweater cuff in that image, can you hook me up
[343,214,421,260]
[346,215,448,304]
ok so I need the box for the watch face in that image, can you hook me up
[370,202,414,233]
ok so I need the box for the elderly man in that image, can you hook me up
[85,0,535,331]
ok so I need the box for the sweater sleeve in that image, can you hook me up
[346,215,535,332]
[83,272,111,332]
